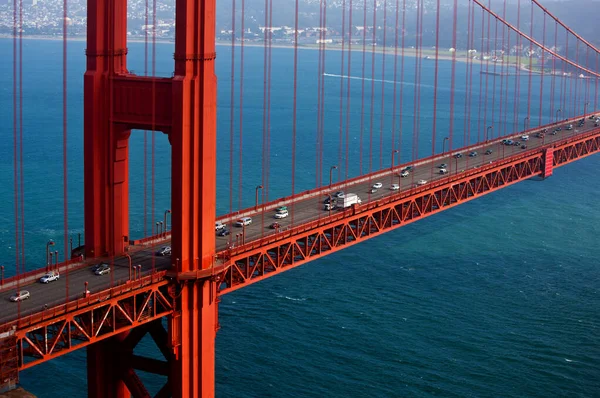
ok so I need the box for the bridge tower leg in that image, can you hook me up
[168,0,219,396]
[84,0,130,258]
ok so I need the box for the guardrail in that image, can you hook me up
[0,270,168,332]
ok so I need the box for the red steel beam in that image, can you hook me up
[0,130,598,379]
[218,130,600,294]
[11,277,172,370]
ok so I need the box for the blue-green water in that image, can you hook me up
[1,38,599,397]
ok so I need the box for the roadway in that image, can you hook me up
[0,115,597,324]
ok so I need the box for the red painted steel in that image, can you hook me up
[218,129,600,294]
[0,129,598,391]
[543,147,554,178]
[167,0,219,395]
[84,0,131,258]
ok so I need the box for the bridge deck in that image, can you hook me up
[0,115,597,326]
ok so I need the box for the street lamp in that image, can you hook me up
[523,117,529,131]
[156,221,161,236]
[485,126,493,142]
[125,253,132,281]
[46,239,55,269]
[54,250,58,270]
[255,185,263,211]
[158,221,163,237]
[442,137,449,154]
[164,209,171,236]
[556,108,562,123]
[584,101,589,116]
[329,165,338,188]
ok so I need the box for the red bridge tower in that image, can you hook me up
[84,0,218,396]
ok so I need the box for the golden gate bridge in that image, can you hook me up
[0,0,599,396]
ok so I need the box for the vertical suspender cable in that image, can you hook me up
[430,0,440,177]
[512,0,521,133]
[477,8,484,143]
[463,0,472,146]
[390,0,399,163]
[526,2,534,126]
[379,0,387,171]
[498,2,506,137]
[239,0,245,210]
[63,0,69,299]
[359,0,367,175]
[144,0,149,237]
[448,0,458,164]
[151,0,157,271]
[291,0,299,225]
[489,15,498,138]
[19,0,26,273]
[229,0,236,237]
[344,0,353,183]
[338,0,346,183]
[538,12,546,126]
[12,0,21,288]
[368,0,377,176]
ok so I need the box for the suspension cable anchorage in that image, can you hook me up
[172,52,217,61]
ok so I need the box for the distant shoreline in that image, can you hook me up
[1,34,528,70]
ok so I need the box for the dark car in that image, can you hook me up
[270,222,280,229]
[521,144,527,149]
[218,229,230,236]
[156,246,172,256]
[469,151,477,157]
[485,149,492,155]
[454,153,463,159]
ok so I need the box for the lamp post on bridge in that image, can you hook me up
[155,221,161,236]
[485,126,493,142]
[125,253,132,281]
[584,101,589,117]
[255,185,263,211]
[556,108,562,123]
[523,117,529,131]
[391,150,399,184]
[158,221,163,237]
[46,239,55,271]
[442,137,449,154]
[329,165,338,189]
[54,250,58,271]
[164,209,171,237]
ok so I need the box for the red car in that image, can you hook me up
[270,222,280,229]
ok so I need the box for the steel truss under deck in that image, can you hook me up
[0,129,599,374]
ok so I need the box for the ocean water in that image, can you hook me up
[1,38,599,397]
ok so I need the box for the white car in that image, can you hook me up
[40,271,60,283]
[215,221,225,231]
[400,170,409,178]
[235,217,252,227]
[274,210,289,219]
[521,135,529,141]
[372,182,383,189]
[390,184,400,190]
[95,264,111,276]
[9,290,30,302]
[417,179,428,186]
[439,168,448,174]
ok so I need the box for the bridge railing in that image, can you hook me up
[0,256,85,294]
[222,124,600,259]
[0,270,168,332]
[216,114,590,225]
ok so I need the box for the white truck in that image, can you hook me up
[341,193,362,208]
